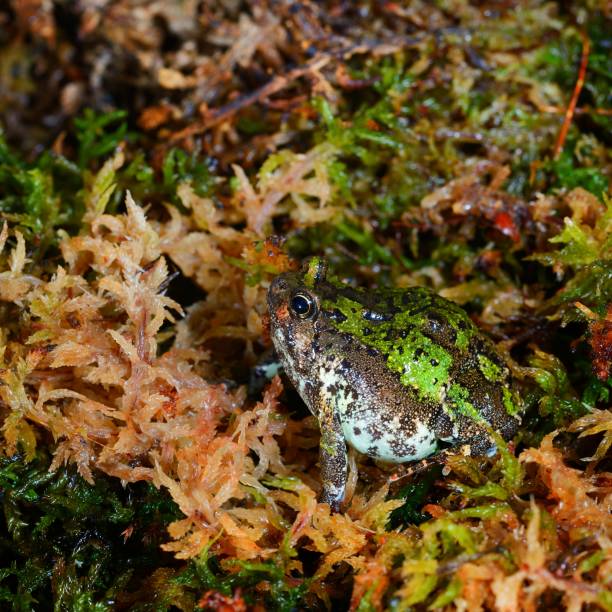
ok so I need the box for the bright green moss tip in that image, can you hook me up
[304,256,327,288]
[478,354,503,382]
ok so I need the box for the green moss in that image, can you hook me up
[175,551,310,612]
[535,16,611,136]
[74,109,132,169]
[0,132,83,252]
[0,108,220,255]
[549,147,608,197]
[429,577,462,609]
[530,195,611,318]
[389,467,439,528]
[161,148,214,200]
[0,452,181,610]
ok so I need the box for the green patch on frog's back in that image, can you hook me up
[478,354,504,383]
[446,383,485,422]
[388,334,452,402]
[320,286,483,402]
[318,283,524,420]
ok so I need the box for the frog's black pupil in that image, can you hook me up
[291,294,311,317]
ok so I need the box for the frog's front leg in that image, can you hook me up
[316,397,348,512]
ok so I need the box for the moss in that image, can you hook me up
[74,109,132,169]
[0,132,83,253]
[389,468,439,528]
[0,452,181,610]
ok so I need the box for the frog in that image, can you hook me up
[267,257,521,510]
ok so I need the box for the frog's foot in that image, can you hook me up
[318,487,344,513]
[388,444,473,487]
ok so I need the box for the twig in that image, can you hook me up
[553,32,590,159]
[169,56,331,143]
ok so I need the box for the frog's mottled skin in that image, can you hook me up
[267,258,521,510]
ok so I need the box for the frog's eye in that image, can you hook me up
[290,292,317,319]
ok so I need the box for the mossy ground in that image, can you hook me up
[0,2,610,610]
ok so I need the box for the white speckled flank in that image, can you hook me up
[388,420,437,462]
[318,364,352,412]
[347,418,437,463]
[340,414,377,455]
[317,363,439,463]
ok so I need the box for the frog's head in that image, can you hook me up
[267,257,329,377]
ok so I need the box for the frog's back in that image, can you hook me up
[317,282,519,445]
[318,282,489,374]
[380,288,519,444]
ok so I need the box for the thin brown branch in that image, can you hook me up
[169,56,331,144]
[553,31,591,159]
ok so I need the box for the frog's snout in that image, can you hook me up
[267,276,288,308]
[268,273,296,304]
[269,276,289,295]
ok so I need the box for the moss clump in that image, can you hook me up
[0,452,181,610]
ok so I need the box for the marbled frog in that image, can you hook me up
[267,257,521,509]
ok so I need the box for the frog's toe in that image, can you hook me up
[319,486,344,513]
